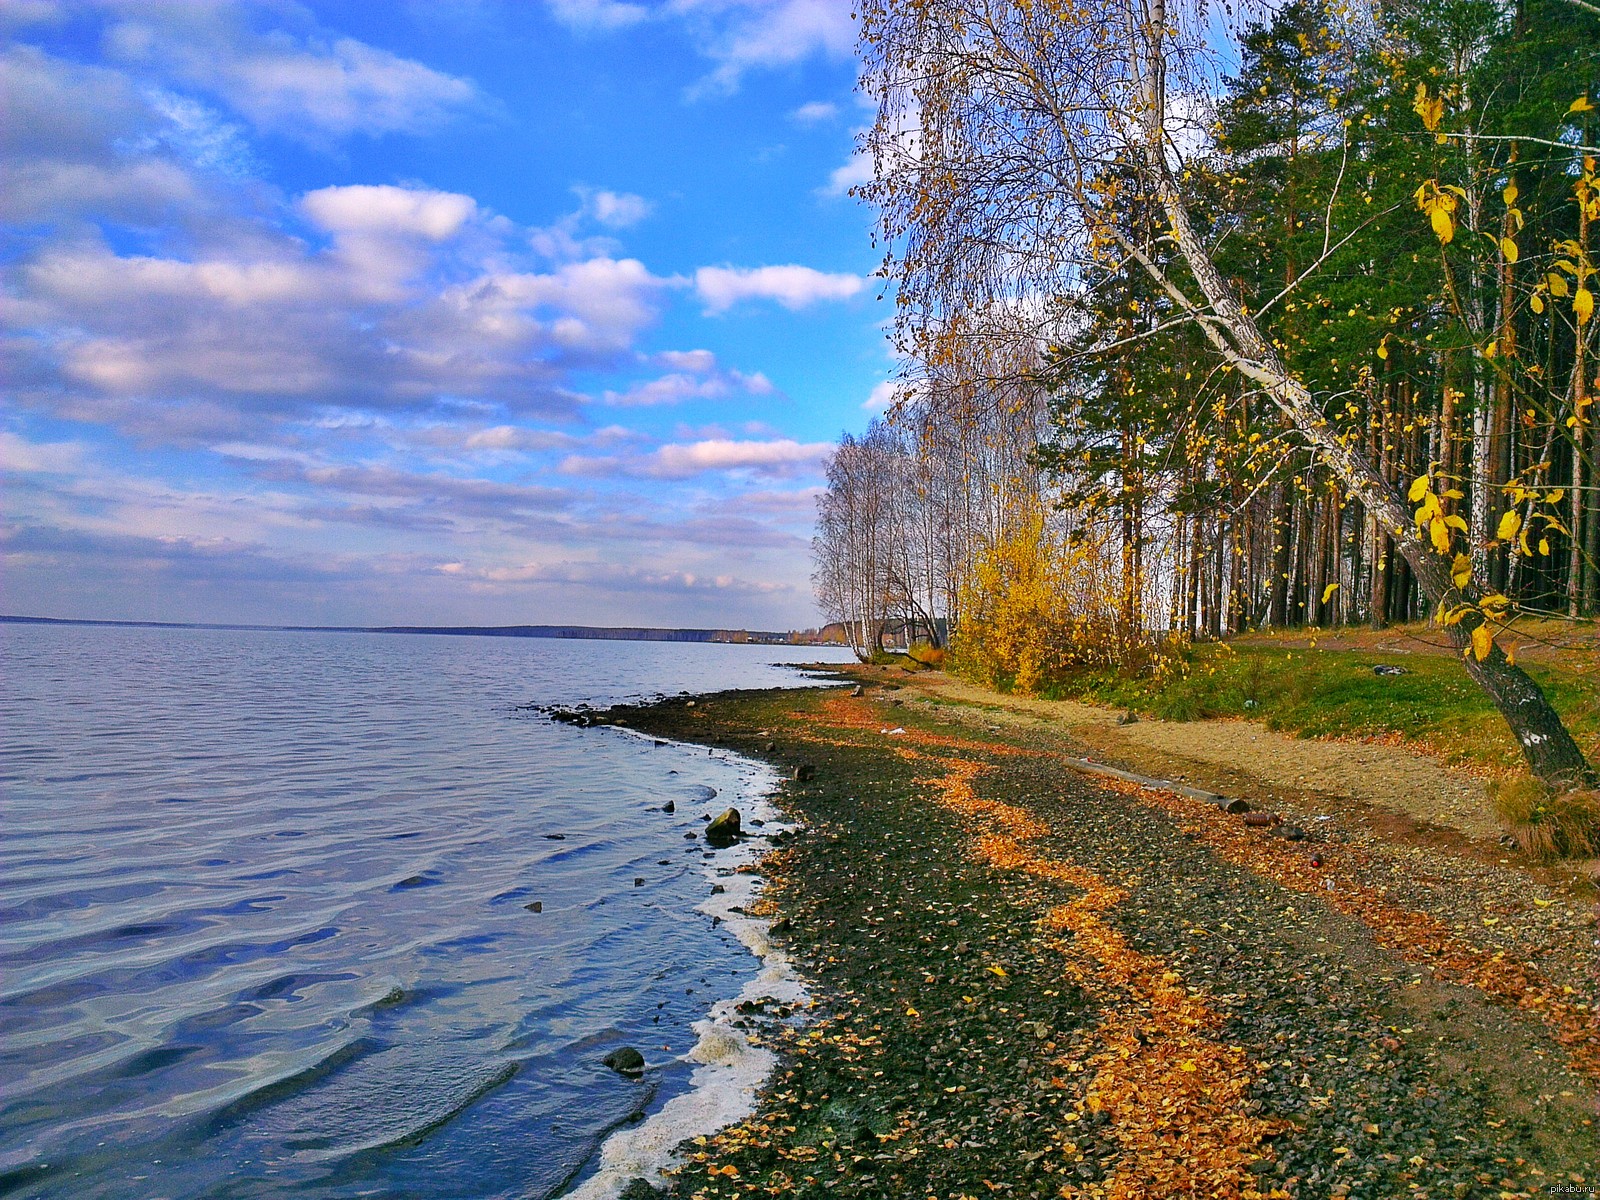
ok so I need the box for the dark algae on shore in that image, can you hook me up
[596,678,1598,1199]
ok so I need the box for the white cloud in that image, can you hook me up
[862,380,897,413]
[695,264,864,313]
[301,184,477,240]
[107,17,478,140]
[791,100,838,124]
[563,437,831,478]
[541,0,853,93]
[679,0,856,93]
[0,431,86,475]
[589,189,654,228]
[547,0,651,30]
[601,367,774,406]
[658,348,718,372]
[824,148,873,195]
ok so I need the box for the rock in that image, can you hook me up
[711,884,725,894]
[1221,798,1251,815]
[1372,664,1407,676]
[525,901,543,912]
[684,831,698,840]
[851,684,864,697]
[765,741,777,752]
[1279,825,1309,841]
[685,699,696,708]
[634,877,645,887]
[794,764,816,782]
[619,1179,662,1199]
[603,1046,646,1075]
[661,800,675,814]
[1118,711,1139,725]
[705,807,742,847]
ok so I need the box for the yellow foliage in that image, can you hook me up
[949,514,1151,694]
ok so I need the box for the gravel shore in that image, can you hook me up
[592,675,1598,1200]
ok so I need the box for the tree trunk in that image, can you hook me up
[1151,169,1598,789]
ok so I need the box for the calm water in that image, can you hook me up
[0,624,851,1199]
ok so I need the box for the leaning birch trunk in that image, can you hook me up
[1120,0,1593,789]
[1151,176,1595,789]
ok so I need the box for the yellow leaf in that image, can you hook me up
[1407,475,1430,502]
[1569,95,1595,115]
[1539,537,1551,555]
[1500,236,1518,263]
[1445,514,1469,532]
[1547,488,1566,503]
[1321,582,1339,603]
[1376,340,1389,360]
[986,964,1007,977]
[1503,182,1518,206]
[1430,206,1455,244]
[1576,287,1594,326]
[1496,510,1521,541]
[906,1006,919,1017]
[1506,644,1516,666]
[1471,623,1493,661]
[1179,1060,1198,1073]
[1549,273,1571,298]
[1531,293,1545,315]
[1451,553,1472,589]
[1484,338,1498,358]
[1533,898,1554,907]
[1413,84,1445,131]
[1430,517,1452,553]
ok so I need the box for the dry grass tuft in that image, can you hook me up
[1489,775,1600,861]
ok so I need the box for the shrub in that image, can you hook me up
[948,514,1178,695]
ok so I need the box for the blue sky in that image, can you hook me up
[2,0,891,629]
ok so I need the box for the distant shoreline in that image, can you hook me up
[0,614,821,646]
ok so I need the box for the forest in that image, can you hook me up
[813,0,1599,792]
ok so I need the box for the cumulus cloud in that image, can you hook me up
[588,188,654,228]
[791,100,838,124]
[8,211,671,442]
[602,360,775,406]
[678,0,855,93]
[106,14,479,140]
[301,184,477,240]
[695,264,864,313]
[563,437,831,479]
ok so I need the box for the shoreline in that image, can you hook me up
[559,726,816,1200]
[578,673,1598,1199]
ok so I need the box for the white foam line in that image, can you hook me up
[562,743,808,1200]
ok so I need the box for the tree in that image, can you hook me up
[856,0,1599,787]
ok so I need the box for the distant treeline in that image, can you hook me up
[0,615,802,645]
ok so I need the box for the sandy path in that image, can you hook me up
[902,670,1498,841]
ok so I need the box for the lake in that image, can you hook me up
[0,623,852,1199]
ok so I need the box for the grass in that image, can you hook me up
[1024,639,1600,778]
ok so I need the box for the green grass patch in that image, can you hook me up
[1025,643,1599,774]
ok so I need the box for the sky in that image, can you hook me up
[1,0,893,630]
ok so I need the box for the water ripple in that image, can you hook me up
[0,624,850,1199]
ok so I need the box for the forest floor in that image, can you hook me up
[595,673,1600,1200]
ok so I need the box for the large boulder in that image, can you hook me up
[705,807,742,847]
